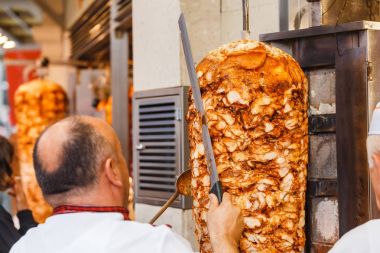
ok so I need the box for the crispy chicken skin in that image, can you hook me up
[187,40,308,253]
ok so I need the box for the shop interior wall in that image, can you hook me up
[133,0,182,91]
[133,0,280,92]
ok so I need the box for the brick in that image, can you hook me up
[309,134,337,180]
[311,197,339,244]
[308,68,336,114]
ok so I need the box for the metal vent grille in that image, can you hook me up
[133,87,191,209]
[138,99,177,193]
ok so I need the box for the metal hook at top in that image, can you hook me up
[242,0,250,39]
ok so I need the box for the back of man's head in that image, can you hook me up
[33,116,114,203]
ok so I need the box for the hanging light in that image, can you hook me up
[3,41,15,49]
[0,36,8,45]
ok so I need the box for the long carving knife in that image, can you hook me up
[179,13,223,203]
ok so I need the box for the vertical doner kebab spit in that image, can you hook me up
[180,7,308,253]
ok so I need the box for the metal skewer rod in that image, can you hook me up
[242,0,251,39]
[149,169,192,224]
[149,191,179,224]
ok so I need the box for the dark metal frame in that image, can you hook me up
[260,20,380,250]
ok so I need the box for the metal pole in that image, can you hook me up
[279,0,289,31]
[242,0,250,39]
[149,191,179,224]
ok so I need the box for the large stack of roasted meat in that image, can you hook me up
[14,79,67,223]
[187,40,308,253]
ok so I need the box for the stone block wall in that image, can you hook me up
[307,68,339,252]
[311,198,339,251]
[309,135,337,180]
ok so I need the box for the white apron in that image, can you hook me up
[329,219,380,253]
[10,212,194,253]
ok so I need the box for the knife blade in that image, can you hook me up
[178,13,223,203]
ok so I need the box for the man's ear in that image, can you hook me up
[104,158,122,187]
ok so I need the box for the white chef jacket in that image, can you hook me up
[10,212,194,253]
[329,219,380,253]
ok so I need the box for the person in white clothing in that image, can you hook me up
[10,116,244,253]
[330,103,380,253]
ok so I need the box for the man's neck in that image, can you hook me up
[48,189,124,208]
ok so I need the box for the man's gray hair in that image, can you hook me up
[33,116,113,196]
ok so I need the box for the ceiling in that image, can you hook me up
[0,0,64,45]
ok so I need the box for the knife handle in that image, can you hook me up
[210,181,223,204]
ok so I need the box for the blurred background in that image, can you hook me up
[0,1,379,252]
